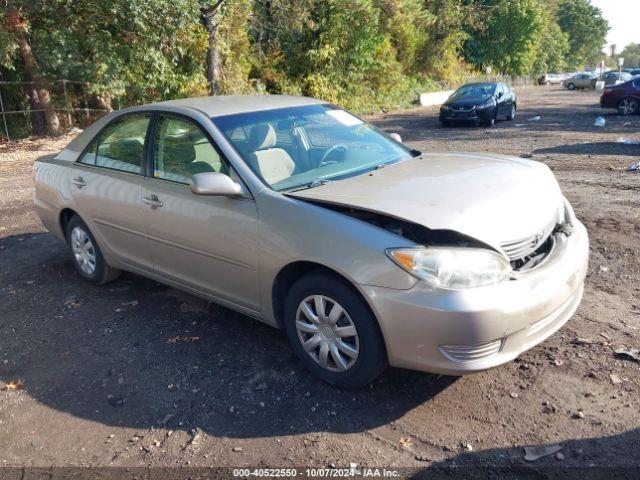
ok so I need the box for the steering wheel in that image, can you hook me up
[319,144,348,166]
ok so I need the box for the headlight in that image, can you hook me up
[387,247,512,289]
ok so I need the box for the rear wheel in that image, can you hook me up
[66,216,121,285]
[283,272,387,388]
[618,97,639,116]
[567,83,575,90]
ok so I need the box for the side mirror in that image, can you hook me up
[497,91,504,98]
[189,172,246,197]
[389,132,402,143]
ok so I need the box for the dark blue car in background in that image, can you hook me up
[439,82,517,127]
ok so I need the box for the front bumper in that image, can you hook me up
[360,221,589,375]
[600,96,617,109]
[440,106,496,124]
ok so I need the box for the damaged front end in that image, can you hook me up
[302,196,576,277]
[507,197,576,274]
[305,201,492,249]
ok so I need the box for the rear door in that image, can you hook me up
[141,113,260,312]
[71,113,153,272]
[503,85,515,114]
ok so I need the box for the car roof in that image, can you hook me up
[57,94,331,161]
[458,82,498,87]
[149,94,329,117]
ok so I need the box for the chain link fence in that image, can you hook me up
[436,74,537,91]
[0,75,538,142]
[0,79,147,142]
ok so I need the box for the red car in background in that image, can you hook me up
[600,78,640,115]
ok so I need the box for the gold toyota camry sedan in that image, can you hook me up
[34,95,589,387]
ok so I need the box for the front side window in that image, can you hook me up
[212,104,412,192]
[153,115,226,184]
[79,114,150,173]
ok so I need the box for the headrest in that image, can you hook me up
[108,139,143,165]
[163,136,196,165]
[248,124,276,151]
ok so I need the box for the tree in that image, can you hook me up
[556,0,609,69]
[201,0,226,94]
[1,3,61,135]
[464,0,546,76]
[420,0,481,80]
[532,14,569,73]
[620,43,640,68]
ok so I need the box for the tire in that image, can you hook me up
[507,104,516,121]
[283,272,387,388]
[441,120,451,127]
[618,97,639,116]
[484,115,496,127]
[567,83,575,90]
[66,215,121,285]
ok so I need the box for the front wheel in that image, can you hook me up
[66,216,121,285]
[618,97,639,116]
[283,272,387,388]
[507,104,516,121]
[567,83,575,90]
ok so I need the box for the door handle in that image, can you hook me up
[143,194,163,209]
[72,176,86,188]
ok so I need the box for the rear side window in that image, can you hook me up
[79,114,150,174]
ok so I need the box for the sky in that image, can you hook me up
[590,0,638,53]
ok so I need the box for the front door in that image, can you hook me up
[70,113,153,272]
[496,85,508,117]
[141,113,260,312]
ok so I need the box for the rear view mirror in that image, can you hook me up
[389,132,402,143]
[189,172,246,197]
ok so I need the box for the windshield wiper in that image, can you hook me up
[289,179,334,191]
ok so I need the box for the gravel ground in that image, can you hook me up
[0,86,639,476]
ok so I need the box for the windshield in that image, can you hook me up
[451,84,495,99]
[212,104,412,191]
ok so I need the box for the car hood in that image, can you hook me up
[444,97,490,107]
[286,153,563,251]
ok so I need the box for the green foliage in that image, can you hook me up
[556,0,609,69]
[250,0,434,112]
[620,43,640,68]
[464,0,546,76]
[532,13,569,74]
[0,0,608,138]
[419,0,479,80]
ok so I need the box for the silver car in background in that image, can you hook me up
[563,73,597,90]
[34,95,589,387]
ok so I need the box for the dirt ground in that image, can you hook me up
[0,86,639,476]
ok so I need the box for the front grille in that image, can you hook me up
[451,105,475,112]
[439,339,503,363]
[501,218,557,261]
